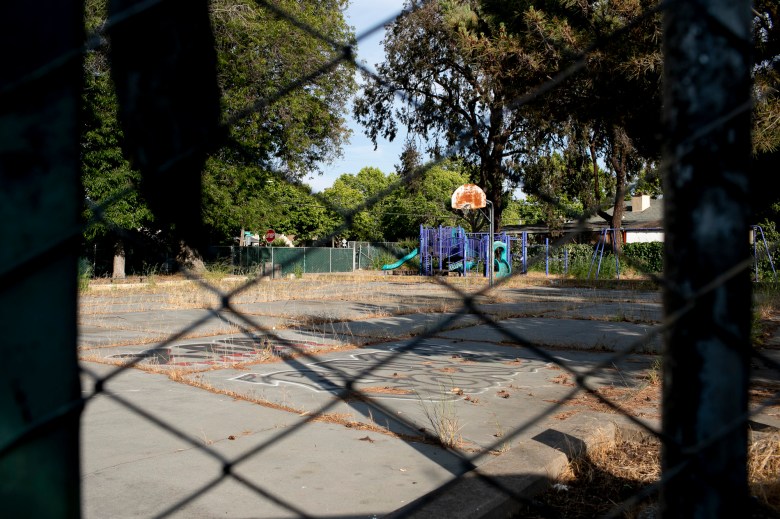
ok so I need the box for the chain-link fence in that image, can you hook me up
[351,241,411,270]
[210,246,355,276]
[2,0,777,518]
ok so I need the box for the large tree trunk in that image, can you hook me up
[589,137,601,208]
[177,241,206,274]
[112,238,126,279]
[610,161,627,255]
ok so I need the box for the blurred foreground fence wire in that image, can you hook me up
[1,0,774,518]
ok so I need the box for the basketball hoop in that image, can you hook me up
[451,183,496,286]
[451,184,486,211]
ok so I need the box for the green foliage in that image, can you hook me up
[354,0,542,228]
[384,159,474,238]
[202,259,234,281]
[753,221,780,282]
[322,167,399,242]
[78,258,93,292]
[202,0,356,245]
[81,0,154,247]
[524,242,663,279]
[210,0,356,177]
[82,0,357,256]
[623,242,664,274]
[480,0,663,238]
[320,160,481,242]
[370,252,401,271]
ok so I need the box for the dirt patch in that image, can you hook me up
[360,386,414,395]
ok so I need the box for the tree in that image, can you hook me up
[481,0,663,253]
[81,0,358,273]
[202,0,357,245]
[751,0,780,228]
[354,0,544,230]
[515,0,777,245]
[209,0,356,180]
[260,181,338,245]
[82,0,154,278]
[322,167,398,242]
[383,158,473,239]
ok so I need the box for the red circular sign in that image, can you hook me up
[264,229,276,243]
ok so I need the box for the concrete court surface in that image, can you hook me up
[77,278,776,518]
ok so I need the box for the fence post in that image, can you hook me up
[545,238,549,277]
[0,2,83,516]
[661,0,752,516]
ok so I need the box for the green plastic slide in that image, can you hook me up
[381,248,418,270]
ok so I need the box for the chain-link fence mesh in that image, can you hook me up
[210,246,355,276]
[2,0,777,518]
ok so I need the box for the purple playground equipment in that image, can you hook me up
[418,225,514,278]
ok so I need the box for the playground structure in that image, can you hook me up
[377,223,777,281]
[382,225,513,278]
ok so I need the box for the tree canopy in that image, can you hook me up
[321,162,475,242]
[354,0,544,230]
[210,0,356,179]
[354,0,665,236]
[81,0,358,270]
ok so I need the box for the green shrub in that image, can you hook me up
[78,257,93,292]
[623,242,663,274]
[203,258,233,280]
[522,242,660,279]
[752,222,779,282]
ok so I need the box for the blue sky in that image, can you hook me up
[305,1,407,193]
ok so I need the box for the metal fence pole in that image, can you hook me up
[0,2,83,516]
[661,0,753,516]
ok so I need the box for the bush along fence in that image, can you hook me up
[526,238,778,281]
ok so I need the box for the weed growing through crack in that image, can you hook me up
[645,357,662,386]
[417,381,464,449]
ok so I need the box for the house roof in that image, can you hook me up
[589,196,664,230]
[503,196,664,234]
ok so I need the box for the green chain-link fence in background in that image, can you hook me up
[210,246,355,276]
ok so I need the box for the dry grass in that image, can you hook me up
[530,357,780,519]
[417,383,465,450]
[749,432,780,509]
[517,429,660,518]
[519,429,780,518]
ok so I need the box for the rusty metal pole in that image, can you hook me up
[0,2,84,517]
[661,0,753,517]
[487,200,494,287]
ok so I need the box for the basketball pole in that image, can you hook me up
[487,200,494,287]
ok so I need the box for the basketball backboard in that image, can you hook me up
[451,184,486,210]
